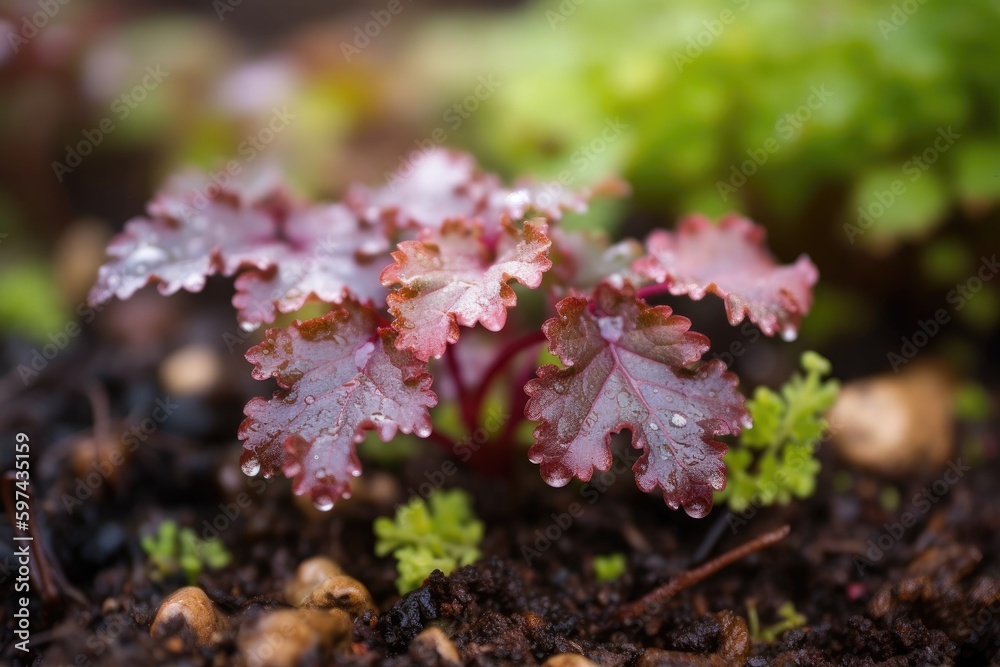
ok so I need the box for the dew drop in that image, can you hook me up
[416,425,432,438]
[553,381,567,394]
[350,469,362,477]
[652,388,659,394]
[546,471,573,487]
[708,391,716,398]
[304,395,316,405]
[241,457,261,476]
[670,413,687,428]
[316,468,328,479]
[262,348,271,355]
[354,341,376,369]
[781,326,798,342]
[685,498,710,518]
[649,422,659,431]
[240,321,260,333]
[597,315,624,343]
[313,495,335,511]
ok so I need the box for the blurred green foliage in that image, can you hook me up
[406,0,1000,243]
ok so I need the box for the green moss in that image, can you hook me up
[374,489,484,594]
[593,553,627,582]
[140,519,231,584]
[716,351,839,512]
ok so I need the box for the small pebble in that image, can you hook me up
[829,363,953,476]
[70,436,126,485]
[150,586,227,648]
[159,344,222,396]
[409,627,461,665]
[284,556,345,606]
[237,608,352,667]
[300,575,377,617]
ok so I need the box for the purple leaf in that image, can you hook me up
[380,217,553,361]
[525,283,748,517]
[633,214,818,339]
[238,301,436,510]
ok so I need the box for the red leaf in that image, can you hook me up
[633,215,818,339]
[380,217,552,361]
[232,204,389,327]
[524,284,748,517]
[88,172,394,328]
[351,149,611,231]
[238,301,436,509]
[88,171,294,306]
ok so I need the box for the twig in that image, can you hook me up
[613,524,791,623]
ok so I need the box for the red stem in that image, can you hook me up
[470,329,547,420]
[635,282,675,302]
[445,345,477,431]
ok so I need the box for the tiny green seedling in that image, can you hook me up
[747,600,807,643]
[141,519,232,584]
[374,489,484,594]
[593,553,627,582]
[716,351,839,512]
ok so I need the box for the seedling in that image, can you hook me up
[89,149,819,518]
[374,488,483,593]
[141,519,232,584]
[747,600,807,643]
[593,553,627,583]
[716,351,839,513]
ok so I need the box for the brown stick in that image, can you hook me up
[614,524,791,622]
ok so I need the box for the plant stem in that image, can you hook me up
[635,282,675,301]
[470,329,547,422]
[444,344,477,431]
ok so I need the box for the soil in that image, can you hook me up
[1,294,999,666]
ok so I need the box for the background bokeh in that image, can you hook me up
[1,0,998,384]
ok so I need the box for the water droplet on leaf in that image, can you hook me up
[241,457,261,476]
[313,495,335,511]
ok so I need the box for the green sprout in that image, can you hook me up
[141,519,232,584]
[716,351,839,512]
[593,553,627,583]
[374,488,484,594]
[747,601,807,643]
